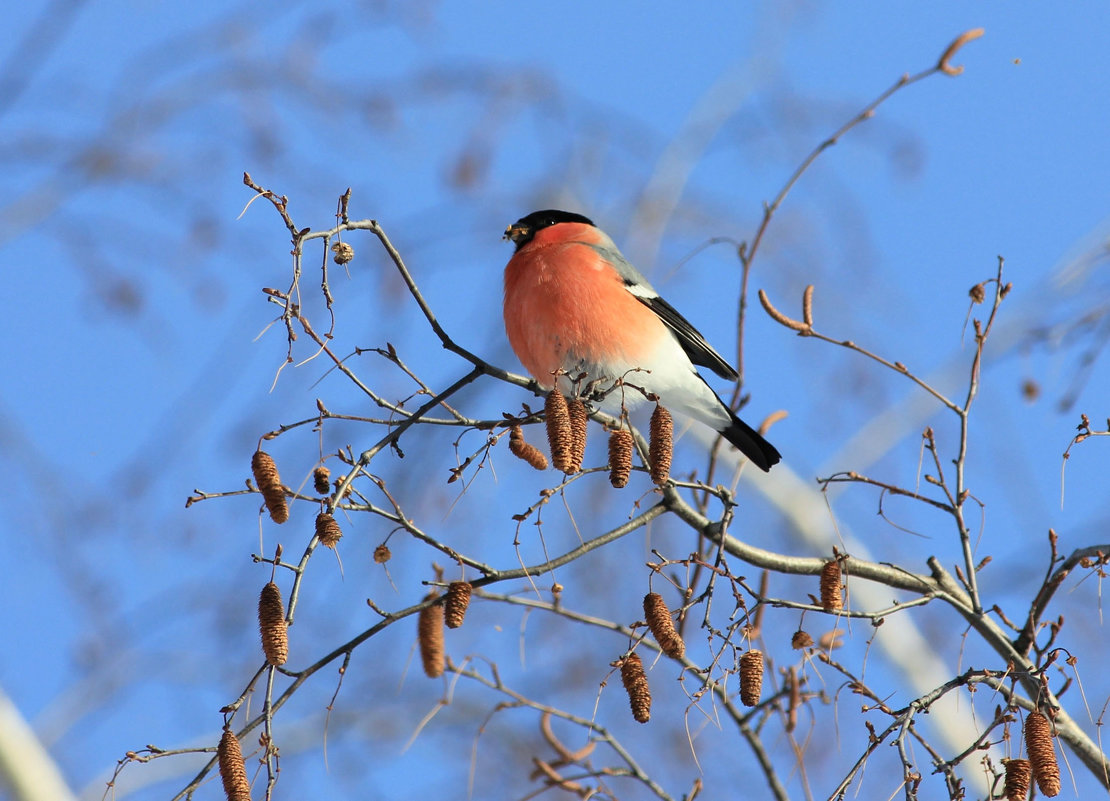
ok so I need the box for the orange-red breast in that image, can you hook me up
[503,210,780,471]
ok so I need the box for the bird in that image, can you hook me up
[502,209,781,472]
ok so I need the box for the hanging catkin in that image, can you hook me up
[619,653,651,723]
[649,406,672,485]
[258,582,288,667]
[217,727,251,801]
[643,593,684,658]
[544,391,574,473]
[251,450,288,523]
[444,581,473,629]
[608,429,633,488]
[739,649,764,707]
[1024,712,1060,797]
[418,593,445,678]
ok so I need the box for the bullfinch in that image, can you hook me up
[502,210,781,472]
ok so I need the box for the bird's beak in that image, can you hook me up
[504,223,530,244]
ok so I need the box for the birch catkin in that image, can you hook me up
[444,581,473,629]
[608,429,633,488]
[544,392,574,473]
[643,593,684,659]
[648,405,672,485]
[258,582,288,667]
[217,727,251,801]
[1025,712,1060,797]
[251,450,288,523]
[619,653,651,723]
[418,593,445,678]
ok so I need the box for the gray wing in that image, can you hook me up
[585,240,740,381]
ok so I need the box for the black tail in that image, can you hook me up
[721,413,781,472]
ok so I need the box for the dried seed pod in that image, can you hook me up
[251,450,288,524]
[1003,758,1032,801]
[820,560,843,612]
[567,398,588,473]
[312,466,331,494]
[218,727,251,801]
[331,240,354,265]
[643,593,684,659]
[509,425,548,471]
[315,513,343,549]
[373,543,392,564]
[969,283,987,304]
[418,593,445,678]
[791,629,814,649]
[739,649,764,707]
[444,581,473,629]
[258,582,288,667]
[619,653,651,723]
[648,405,673,485]
[545,391,574,473]
[1025,712,1060,797]
[608,429,633,488]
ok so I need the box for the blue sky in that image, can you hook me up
[2,3,1109,800]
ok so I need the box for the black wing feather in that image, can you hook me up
[636,294,739,381]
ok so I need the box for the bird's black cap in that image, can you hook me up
[504,210,595,249]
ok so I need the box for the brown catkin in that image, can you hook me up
[418,593,445,678]
[373,543,392,563]
[739,649,764,707]
[315,512,343,549]
[619,653,651,723]
[643,593,685,659]
[251,450,289,524]
[1003,758,1032,801]
[258,582,288,667]
[608,429,633,488]
[509,425,548,471]
[545,391,574,473]
[791,630,814,650]
[217,728,252,801]
[567,398,588,473]
[820,560,843,612]
[649,405,673,485]
[313,466,331,494]
[1025,712,1060,797]
[444,581,473,629]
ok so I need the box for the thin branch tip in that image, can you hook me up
[938,28,985,76]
